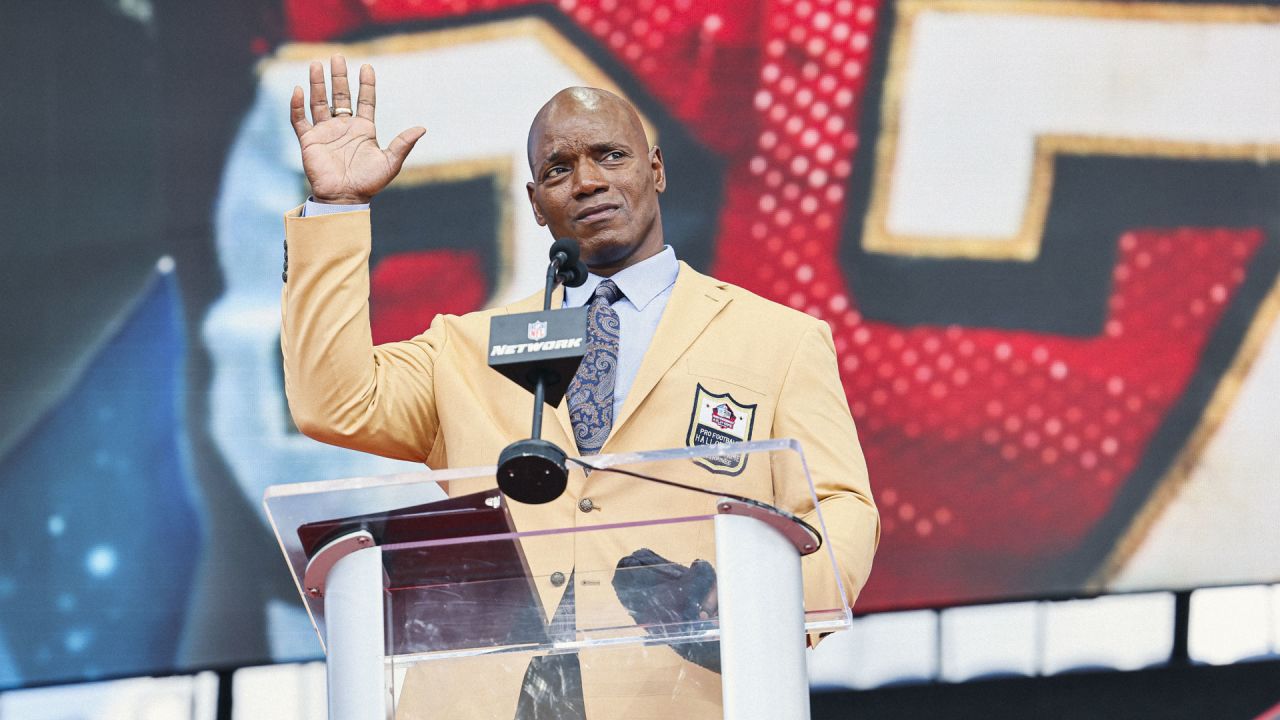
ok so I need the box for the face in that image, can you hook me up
[526,93,666,275]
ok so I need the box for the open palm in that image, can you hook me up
[290,56,425,205]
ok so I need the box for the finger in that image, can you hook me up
[355,64,376,122]
[290,86,312,138]
[308,61,330,125]
[385,126,427,173]
[330,54,352,113]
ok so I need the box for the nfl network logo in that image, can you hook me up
[527,321,548,341]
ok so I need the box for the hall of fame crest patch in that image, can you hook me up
[686,384,757,476]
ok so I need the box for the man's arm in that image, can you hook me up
[281,207,446,463]
[281,55,438,461]
[770,322,880,620]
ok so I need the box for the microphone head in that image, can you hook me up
[548,237,580,266]
[560,259,589,288]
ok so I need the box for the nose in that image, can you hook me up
[572,161,609,198]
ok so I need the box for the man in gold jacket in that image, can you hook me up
[283,55,878,719]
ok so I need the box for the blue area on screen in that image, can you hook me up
[0,269,202,688]
[0,630,18,688]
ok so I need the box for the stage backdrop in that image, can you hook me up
[2,0,1278,689]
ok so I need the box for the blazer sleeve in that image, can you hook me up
[280,206,444,463]
[769,321,880,633]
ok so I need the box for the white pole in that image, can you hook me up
[324,541,388,720]
[714,513,810,720]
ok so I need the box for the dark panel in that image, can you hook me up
[812,659,1280,720]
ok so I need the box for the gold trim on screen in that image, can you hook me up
[872,0,1280,591]
[865,0,1280,262]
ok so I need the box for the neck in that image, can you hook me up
[588,240,663,277]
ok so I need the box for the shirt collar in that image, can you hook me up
[564,246,678,311]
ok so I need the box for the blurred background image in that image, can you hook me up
[2,0,1279,717]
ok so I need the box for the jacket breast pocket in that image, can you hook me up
[684,358,771,397]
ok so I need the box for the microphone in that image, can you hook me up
[549,237,589,290]
[560,259,589,289]
[549,237,578,268]
[488,238,590,503]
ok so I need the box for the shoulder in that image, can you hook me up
[677,262,829,338]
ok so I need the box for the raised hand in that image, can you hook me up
[289,55,426,205]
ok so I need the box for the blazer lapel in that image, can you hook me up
[501,286,577,448]
[608,262,730,442]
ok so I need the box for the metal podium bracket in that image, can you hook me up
[303,529,375,598]
[716,498,820,556]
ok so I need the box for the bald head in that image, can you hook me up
[524,85,666,275]
[526,87,649,173]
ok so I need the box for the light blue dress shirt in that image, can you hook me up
[304,199,369,216]
[562,246,679,422]
[301,200,679,421]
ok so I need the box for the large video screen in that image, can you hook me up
[2,0,1278,689]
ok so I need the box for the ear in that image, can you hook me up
[526,181,548,226]
[650,146,666,193]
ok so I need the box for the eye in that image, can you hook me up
[544,166,568,179]
[605,150,626,160]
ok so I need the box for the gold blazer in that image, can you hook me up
[281,208,879,718]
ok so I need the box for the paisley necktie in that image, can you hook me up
[567,279,623,455]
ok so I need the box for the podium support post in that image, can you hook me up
[715,512,811,720]
[322,535,388,720]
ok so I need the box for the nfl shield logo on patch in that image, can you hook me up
[686,384,757,476]
[527,320,548,341]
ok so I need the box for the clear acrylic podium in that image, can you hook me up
[265,439,852,720]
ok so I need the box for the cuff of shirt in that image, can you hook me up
[303,198,370,217]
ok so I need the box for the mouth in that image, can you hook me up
[574,203,621,223]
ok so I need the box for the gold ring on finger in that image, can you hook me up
[331,107,353,117]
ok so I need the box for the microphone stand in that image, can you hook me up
[494,241,588,504]
[526,255,566,443]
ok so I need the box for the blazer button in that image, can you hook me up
[550,571,567,587]
[578,498,594,513]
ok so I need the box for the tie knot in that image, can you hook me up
[592,279,623,306]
